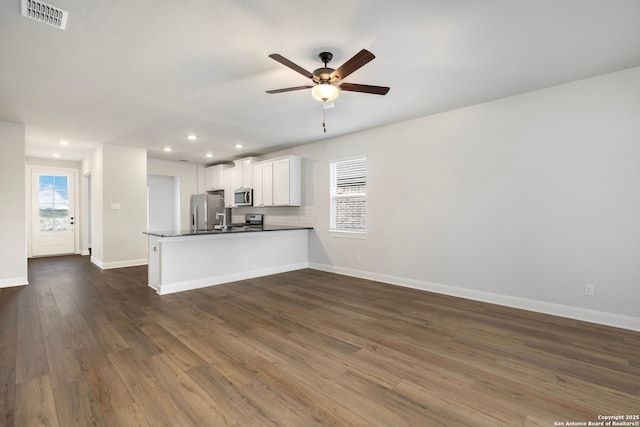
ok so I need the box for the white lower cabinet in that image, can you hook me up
[147,229,310,295]
[253,155,300,207]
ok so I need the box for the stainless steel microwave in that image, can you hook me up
[234,188,252,206]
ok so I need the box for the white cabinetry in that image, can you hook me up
[146,229,310,295]
[252,156,301,207]
[204,164,230,191]
[234,157,258,189]
[223,167,236,207]
[273,157,299,206]
[253,161,273,207]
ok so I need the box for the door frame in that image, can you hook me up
[27,165,80,258]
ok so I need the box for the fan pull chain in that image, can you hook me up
[322,102,327,133]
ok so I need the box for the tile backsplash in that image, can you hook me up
[232,206,313,227]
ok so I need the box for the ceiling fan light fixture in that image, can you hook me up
[312,84,339,102]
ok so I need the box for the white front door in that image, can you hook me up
[31,168,76,256]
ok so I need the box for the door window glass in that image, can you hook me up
[38,175,70,231]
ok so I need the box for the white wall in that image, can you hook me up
[83,144,148,269]
[276,67,640,329]
[81,154,199,266]
[103,144,148,267]
[0,121,27,287]
[147,159,202,230]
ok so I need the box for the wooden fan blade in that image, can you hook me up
[266,85,314,94]
[268,54,314,79]
[340,83,390,95]
[330,49,375,81]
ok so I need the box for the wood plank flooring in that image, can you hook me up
[1,255,639,426]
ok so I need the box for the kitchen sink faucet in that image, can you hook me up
[216,212,227,230]
[215,197,227,231]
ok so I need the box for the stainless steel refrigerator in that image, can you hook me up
[190,193,226,231]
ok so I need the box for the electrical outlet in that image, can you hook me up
[355,254,361,262]
[243,255,248,264]
[584,284,595,297]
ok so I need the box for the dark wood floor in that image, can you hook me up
[1,256,638,426]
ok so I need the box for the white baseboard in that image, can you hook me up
[157,262,309,295]
[0,276,29,288]
[308,263,640,332]
[80,249,90,256]
[91,257,148,270]
[90,256,103,269]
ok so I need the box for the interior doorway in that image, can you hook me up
[147,175,181,231]
[85,173,92,256]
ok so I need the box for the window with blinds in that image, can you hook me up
[330,157,367,237]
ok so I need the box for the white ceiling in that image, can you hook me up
[1,0,640,164]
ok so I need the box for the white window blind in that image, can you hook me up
[330,157,367,236]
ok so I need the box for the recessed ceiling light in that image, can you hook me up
[53,153,60,158]
[164,147,172,152]
[206,153,213,158]
[60,140,69,146]
[235,144,243,149]
[187,135,197,141]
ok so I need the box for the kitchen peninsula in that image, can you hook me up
[144,225,312,295]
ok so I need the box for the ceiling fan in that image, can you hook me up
[266,49,390,102]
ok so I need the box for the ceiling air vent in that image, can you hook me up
[21,0,68,30]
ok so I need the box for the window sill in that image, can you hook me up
[329,231,367,239]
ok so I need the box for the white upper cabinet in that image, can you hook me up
[274,156,301,206]
[234,157,259,189]
[252,156,301,207]
[253,161,273,207]
[253,163,263,206]
[263,162,274,206]
[223,167,236,207]
[204,164,230,191]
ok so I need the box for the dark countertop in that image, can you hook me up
[143,224,312,238]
